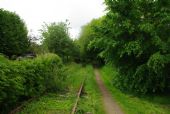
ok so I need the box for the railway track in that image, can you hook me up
[10,78,86,114]
[71,78,86,114]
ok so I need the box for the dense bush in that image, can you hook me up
[0,54,66,112]
[0,9,29,57]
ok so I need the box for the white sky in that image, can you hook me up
[0,0,106,39]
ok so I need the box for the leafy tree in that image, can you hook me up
[28,34,46,54]
[28,42,45,54]
[41,22,78,62]
[78,18,104,66]
[0,9,29,57]
[71,39,81,62]
[89,0,170,94]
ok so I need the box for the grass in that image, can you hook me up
[76,65,105,114]
[66,63,86,94]
[100,65,170,114]
[17,63,104,114]
[18,93,74,114]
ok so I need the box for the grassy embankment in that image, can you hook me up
[18,63,104,114]
[100,65,170,114]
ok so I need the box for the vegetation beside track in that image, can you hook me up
[100,65,170,114]
[18,64,104,114]
[0,54,66,113]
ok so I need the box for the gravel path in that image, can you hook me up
[94,69,124,114]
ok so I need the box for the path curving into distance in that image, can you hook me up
[94,69,124,114]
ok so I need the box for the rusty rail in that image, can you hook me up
[71,79,85,114]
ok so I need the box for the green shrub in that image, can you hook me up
[0,54,66,113]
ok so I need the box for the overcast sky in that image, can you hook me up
[0,0,106,39]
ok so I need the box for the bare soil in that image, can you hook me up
[94,69,124,114]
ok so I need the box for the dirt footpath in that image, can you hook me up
[94,69,124,114]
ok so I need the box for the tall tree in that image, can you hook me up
[0,9,29,57]
[78,18,104,66]
[41,22,78,62]
[89,0,170,93]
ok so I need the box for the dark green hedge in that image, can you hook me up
[0,54,66,112]
[0,9,29,57]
